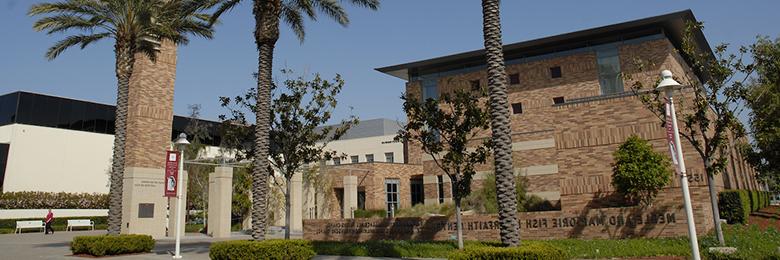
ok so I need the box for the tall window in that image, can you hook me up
[385,179,399,216]
[410,177,424,205]
[357,191,366,210]
[421,79,438,101]
[365,154,374,163]
[597,47,624,95]
[0,144,8,191]
[350,155,359,164]
[437,175,445,204]
[385,152,394,163]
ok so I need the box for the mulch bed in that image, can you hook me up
[748,206,780,230]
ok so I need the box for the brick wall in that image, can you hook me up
[125,41,177,169]
[397,36,761,238]
[325,162,423,218]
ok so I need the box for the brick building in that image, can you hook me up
[311,10,762,239]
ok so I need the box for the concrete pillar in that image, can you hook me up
[167,171,187,238]
[290,172,303,233]
[121,167,170,238]
[343,176,358,219]
[208,167,233,238]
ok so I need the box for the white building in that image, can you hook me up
[0,91,223,194]
[319,118,405,165]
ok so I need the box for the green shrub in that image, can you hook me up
[210,240,315,260]
[353,209,386,218]
[749,191,759,212]
[719,190,751,224]
[449,242,566,260]
[71,234,154,256]
[0,192,108,209]
[611,135,673,206]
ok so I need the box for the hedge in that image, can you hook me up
[0,192,108,209]
[719,190,751,224]
[71,234,154,256]
[449,242,566,260]
[353,209,386,218]
[210,240,316,260]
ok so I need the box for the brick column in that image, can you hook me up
[423,175,439,205]
[121,40,177,238]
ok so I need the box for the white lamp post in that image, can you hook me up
[173,133,189,259]
[657,70,701,260]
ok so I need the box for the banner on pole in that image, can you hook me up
[164,150,180,197]
[664,101,680,172]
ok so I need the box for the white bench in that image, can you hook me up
[66,219,95,231]
[15,220,44,234]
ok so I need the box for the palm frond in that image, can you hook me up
[347,0,379,10]
[311,0,348,26]
[281,3,306,42]
[208,0,242,26]
[33,14,104,34]
[45,33,110,60]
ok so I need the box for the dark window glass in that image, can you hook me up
[68,100,85,130]
[365,154,374,163]
[511,103,523,114]
[410,178,423,206]
[351,155,359,164]
[0,93,19,126]
[437,175,444,204]
[550,66,562,78]
[106,107,116,135]
[597,47,624,95]
[15,93,35,124]
[0,143,9,192]
[29,95,59,127]
[509,73,520,85]
[56,99,72,129]
[357,191,366,210]
[385,152,394,163]
[421,79,438,100]
[83,103,100,132]
[469,80,480,91]
[385,179,399,217]
[553,96,565,105]
[333,157,340,165]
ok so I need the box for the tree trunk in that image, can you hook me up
[705,160,725,246]
[454,197,464,250]
[250,0,281,241]
[481,0,519,246]
[107,46,133,235]
[285,176,292,239]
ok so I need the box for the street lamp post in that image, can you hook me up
[173,133,189,259]
[657,70,701,260]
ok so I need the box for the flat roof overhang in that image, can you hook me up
[375,9,713,81]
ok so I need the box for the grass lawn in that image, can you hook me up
[311,224,780,259]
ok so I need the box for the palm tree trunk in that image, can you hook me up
[251,0,280,241]
[481,0,520,247]
[107,45,133,235]
[285,176,292,239]
[705,160,725,246]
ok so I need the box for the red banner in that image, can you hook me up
[664,101,680,172]
[164,150,180,197]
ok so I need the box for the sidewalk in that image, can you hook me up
[0,231,411,259]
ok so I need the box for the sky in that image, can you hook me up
[1,0,779,124]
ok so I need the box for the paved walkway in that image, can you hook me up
[0,231,406,259]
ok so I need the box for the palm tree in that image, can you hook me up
[30,0,214,235]
[210,0,379,240]
[481,0,520,246]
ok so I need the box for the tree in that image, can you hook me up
[220,70,357,239]
[743,37,780,192]
[611,135,673,206]
[628,21,753,246]
[397,89,492,250]
[183,104,214,232]
[30,0,214,235]
[480,0,520,246]
[209,0,378,240]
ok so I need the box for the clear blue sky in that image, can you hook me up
[1,1,778,124]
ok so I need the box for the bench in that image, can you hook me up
[15,220,44,234]
[66,219,94,231]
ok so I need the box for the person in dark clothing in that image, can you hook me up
[44,209,54,234]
